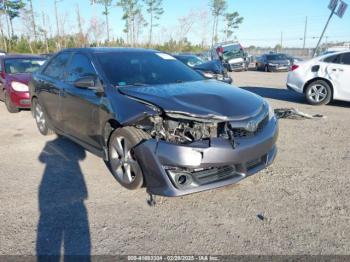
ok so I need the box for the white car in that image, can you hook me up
[287,51,350,105]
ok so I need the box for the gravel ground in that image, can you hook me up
[0,71,350,256]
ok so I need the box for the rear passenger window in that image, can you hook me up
[43,53,71,80]
[323,54,341,64]
[341,53,350,65]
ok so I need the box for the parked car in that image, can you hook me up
[173,54,232,84]
[0,55,46,113]
[287,51,350,105]
[286,55,304,65]
[30,48,278,197]
[211,42,249,71]
[256,53,291,72]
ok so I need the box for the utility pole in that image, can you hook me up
[303,16,308,49]
[54,0,61,50]
[313,3,337,57]
[280,31,283,50]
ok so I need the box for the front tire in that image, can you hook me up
[32,98,54,136]
[305,80,332,105]
[4,90,19,113]
[108,127,150,190]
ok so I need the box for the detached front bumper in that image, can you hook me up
[134,116,279,197]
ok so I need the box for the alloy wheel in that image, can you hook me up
[307,84,328,103]
[109,136,141,184]
[35,102,46,132]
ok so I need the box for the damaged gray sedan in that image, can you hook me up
[30,48,278,197]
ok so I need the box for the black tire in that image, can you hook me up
[108,127,150,190]
[305,80,332,106]
[4,90,19,113]
[32,98,54,136]
[264,65,269,72]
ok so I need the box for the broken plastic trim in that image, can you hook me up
[274,108,326,120]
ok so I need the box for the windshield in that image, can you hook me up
[5,58,46,74]
[266,54,288,61]
[222,44,244,60]
[96,52,204,86]
[176,56,204,67]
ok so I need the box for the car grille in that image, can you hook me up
[231,114,269,138]
[192,166,237,185]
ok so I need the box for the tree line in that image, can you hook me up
[0,0,243,54]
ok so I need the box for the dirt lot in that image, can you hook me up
[1,71,350,256]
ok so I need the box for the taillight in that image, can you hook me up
[291,65,299,71]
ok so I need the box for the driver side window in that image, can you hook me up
[65,53,96,83]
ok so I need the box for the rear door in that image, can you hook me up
[60,52,102,149]
[39,52,71,128]
[325,52,350,101]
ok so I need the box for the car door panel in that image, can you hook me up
[38,53,71,127]
[60,53,103,149]
[325,53,350,101]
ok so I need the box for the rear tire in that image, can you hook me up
[108,127,150,190]
[305,80,332,105]
[32,98,54,136]
[4,90,19,113]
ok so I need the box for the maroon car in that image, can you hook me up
[0,55,46,113]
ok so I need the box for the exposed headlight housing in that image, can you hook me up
[11,82,29,92]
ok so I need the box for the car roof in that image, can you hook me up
[318,50,350,59]
[60,47,159,54]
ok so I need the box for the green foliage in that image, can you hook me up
[143,0,164,44]
[224,12,243,39]
[2,0,25,20]
[210,0,227,17]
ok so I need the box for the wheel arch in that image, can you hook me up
[102,119,123,160]
[30,95,38,117]
[303,77,334,99]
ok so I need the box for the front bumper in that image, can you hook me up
[9,90,31,108]
[134,116,279,197]
[229,62,246,71]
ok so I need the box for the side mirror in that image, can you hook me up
[74,76,97,89]
[74,76,104,94]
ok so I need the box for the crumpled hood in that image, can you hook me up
[119,80,265,121]
[193,60,223,74]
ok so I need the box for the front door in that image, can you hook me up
[60,53,103,149]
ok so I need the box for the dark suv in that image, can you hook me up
[30,48,278,197]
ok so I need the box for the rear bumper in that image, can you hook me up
[134,116,279,197]
[9,90,31,108]
[268,65,290,72]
